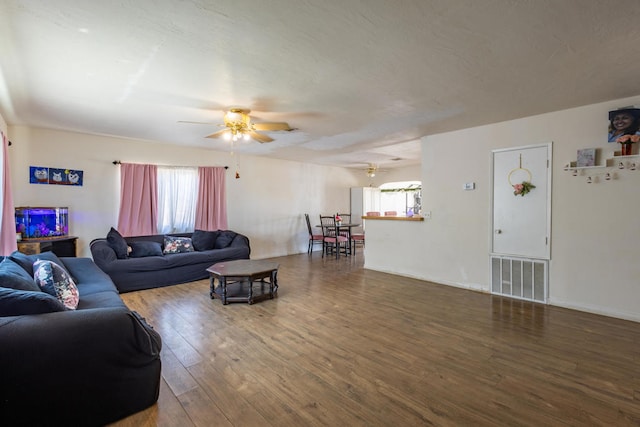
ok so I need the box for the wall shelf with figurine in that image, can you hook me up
[565,105,640,183]
[606,154,639,172]
[564,152,638,183]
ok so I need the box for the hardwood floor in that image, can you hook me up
[111,253,640,426]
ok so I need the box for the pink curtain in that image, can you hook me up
[117,163,158,236]
[195,167,227,230]
[0,131,17,255]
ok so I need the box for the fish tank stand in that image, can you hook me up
[17,236,78,257]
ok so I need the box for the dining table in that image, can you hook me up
[316,222,361,258]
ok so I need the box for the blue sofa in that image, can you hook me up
[0,251,162,426]
[90,229,251,293]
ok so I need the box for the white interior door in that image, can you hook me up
[492,144,551,259]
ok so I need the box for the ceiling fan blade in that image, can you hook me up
[205,129,228,139]
[252,122,293,132]
[248,130,274,143]
[178,120,219,125]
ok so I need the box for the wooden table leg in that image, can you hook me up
[221,277,228,305]
[270,269,278,298]
[209,274,219,299]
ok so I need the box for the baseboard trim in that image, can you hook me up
[548,299,640,323]
[363,265,486,293]
[363,265,638,323]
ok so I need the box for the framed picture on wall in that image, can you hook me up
[29,166,84,186]
[30,166,49,184]
[608,107,640,143]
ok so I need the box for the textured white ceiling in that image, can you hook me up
[2,0,640,170]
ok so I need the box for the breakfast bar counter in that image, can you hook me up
[361,215,424,221]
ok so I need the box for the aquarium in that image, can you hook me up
[15,207,69,239]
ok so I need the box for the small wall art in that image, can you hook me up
[576,148,596,167]
[29,166,83,186]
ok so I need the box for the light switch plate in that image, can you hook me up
[463,182,476,190]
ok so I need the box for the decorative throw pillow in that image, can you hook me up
[163,236,194,254]
[214,230,237,249]
[0,287,66,316]
[129,241,163,258]
[0,258,41,292]
[107,227,129,259]
[33,260,80,310]
[191,229,219,251]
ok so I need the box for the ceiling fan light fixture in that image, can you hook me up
[224,109,244,124]
[191,107,284,144]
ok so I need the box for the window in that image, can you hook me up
[379,181,422,215]
[118,163,227,236]
[157,166,198,233]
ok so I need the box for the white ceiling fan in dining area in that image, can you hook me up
[363,163,388,178]
[180,107,295,143]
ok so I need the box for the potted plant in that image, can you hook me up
[616,134,640,156]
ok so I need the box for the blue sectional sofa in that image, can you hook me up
[0,251,162,426]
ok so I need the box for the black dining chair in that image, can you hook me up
[338,212,363,254]
[337,213,351,223]
[337,213,351,238]
[319,215,348,258]
[305,213,324,254]
[350,227,365,252]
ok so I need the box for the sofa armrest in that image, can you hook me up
[90,238,118,267]
[0,306,161,373]
[229,233,251,253]
[0,307,162,425]
[0,307,160,356]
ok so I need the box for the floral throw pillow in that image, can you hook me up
[33,259,80,310]
[163,236,194,254]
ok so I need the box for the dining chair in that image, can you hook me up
[350,229,364,253]
[319,215,348,258]
[337,213,352,238]
[305,213,324,254]
[337,213,351,223]
[339,212,364,253]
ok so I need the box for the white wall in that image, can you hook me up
[8,126,359,258]
[365,96,640,322]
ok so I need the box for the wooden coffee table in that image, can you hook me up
[207,259,279,305]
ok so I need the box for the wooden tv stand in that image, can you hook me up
[17,236,78,257]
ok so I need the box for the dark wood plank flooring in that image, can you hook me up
[111,253,640,426]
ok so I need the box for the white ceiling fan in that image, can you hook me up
[180,108,295,143]
[363,163,388,177]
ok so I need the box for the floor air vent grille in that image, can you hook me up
[490,256,548,303]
